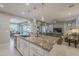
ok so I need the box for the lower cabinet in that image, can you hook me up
[17,37,30,56]
[29,43,46,56]
[16,37,50,56]
[17,37,24,55]
[17,37,20,52]
[19,39,24,55]
[23,41,30,56]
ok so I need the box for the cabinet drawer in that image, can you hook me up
[30,43,46,56]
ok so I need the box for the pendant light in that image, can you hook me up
[41,3,45,21]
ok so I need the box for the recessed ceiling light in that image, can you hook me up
[25,3,30,6]
[0,4,4,8]
[41,16,44,21]
[21,12,25,15]
[68,12,72,16]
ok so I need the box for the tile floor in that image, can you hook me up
[51,42,79,56]
[0,37,21,56]
[0,43,21,56]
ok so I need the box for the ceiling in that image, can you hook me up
[0,3,79,23]
[10,18,27,23]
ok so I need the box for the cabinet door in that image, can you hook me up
[19,38,24,55]
[23,41,30,56]
[17,37,20,51]
[30,47,41,56]
[14,36,17,48]
[17,37,24,55]
[29,43,44,56]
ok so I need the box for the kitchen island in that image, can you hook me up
[14,34,59,56]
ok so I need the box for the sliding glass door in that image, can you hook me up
[19,22,32,36]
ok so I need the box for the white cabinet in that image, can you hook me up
[19,39,24,55]
[17,37,20,51]
[16,37,50,56]
[29,43,46,56]
[23,40,30,56]
[30,47,42,56]
[17,37,30,56]
[14,36,17,48]
[17,37,24,55]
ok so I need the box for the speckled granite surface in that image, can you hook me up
[15,34,59,51]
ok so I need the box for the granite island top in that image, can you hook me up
[15,34,59,51]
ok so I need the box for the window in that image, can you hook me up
[20,21,32,36]
[10,23,19,33]
[22,24,32,35]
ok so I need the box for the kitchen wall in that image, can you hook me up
[0,13,11,45]
[53,21,64,28]
[64,19,76,34]
[53,19,76,34]
[76,17,79,28]
[53,21,64,33]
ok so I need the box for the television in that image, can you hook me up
[53,28,62,33]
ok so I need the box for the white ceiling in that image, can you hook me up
[10,18,27,23]
[0,3,79,23]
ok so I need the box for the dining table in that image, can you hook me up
[68,36,79,48]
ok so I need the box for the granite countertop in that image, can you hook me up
[15,34,59,51]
